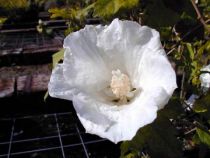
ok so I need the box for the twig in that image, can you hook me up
[191,0,210,32]
[184,128,196,135]
[194,121,210,135]
[167,22,203,56]
[180,71,186,100]
[167,47,176,55]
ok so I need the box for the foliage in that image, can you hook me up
[193,92,210,113]
[0,0,28,10]
[48,5,84,35]
[52,49,64,68]
[93,0,139,18]
[195,128,210,148]
[48,0,210,157]
[49,7,78,20]
[0,17,7,25]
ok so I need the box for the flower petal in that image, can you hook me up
[97,18,161,52]
[63,25,110,95]
[48,64,77,100]
[138,48,177,109]
[96,18,162,73]
[72,91,158,143]
[200,64,210,89]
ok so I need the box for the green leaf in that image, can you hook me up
[162,97,184,119]
[193,132,201,145]
[193,93,210,114]
[197,41,210,62]
[44,91,49,102]
[194,105,208,113]
[49,7,78,20]
[0,0,28,10]
[52,49,64,68]
[0,17,7,24]
[76,3,96,19]
[93,0,139,18]
[122,152,138,158]
[186,43,194,60]
[196,128,210,148]
[121,98,183,158]
[159,27,172,40]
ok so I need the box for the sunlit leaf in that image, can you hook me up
[0,17,7,24]
[0,0,28,10]
[44,91,49,102]
[52,49,64,68]
[49,7,78,20]
[196,128,210,148]
[93,0,139,18]
[76,3,96,19]
[198,41,210,59]
[186,43,194,60]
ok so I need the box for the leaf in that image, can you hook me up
[193,132,201,145]
[186,43,194,60]
[44,91,49,102]
[162,97,184,119]
[122,152,138,158]
[52,49,64,68]
[76,3,96,19]
[159,27,172,40]
[196,128,210,148]
[193,92,210,114]
[197,41,210,63]
[121,98,183,158]
[0,0,28,10]
[48,7,78,20]
[0,17,7,24]
[93,0,139,18]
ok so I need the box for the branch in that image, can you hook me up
[191,0,210,32]
[180,70,186,100]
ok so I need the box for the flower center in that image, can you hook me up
[110,69,134,104]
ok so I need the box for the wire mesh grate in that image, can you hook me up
[0,31,64,51]
[0,112,120,158]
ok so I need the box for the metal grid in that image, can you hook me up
[0,31,64,51]
[0,112,119,158]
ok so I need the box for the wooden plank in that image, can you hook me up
[0,64,51,79]
[31,74,51,92]
[23,46,62,54]
[17,74,50,92]
[0,78,15,98]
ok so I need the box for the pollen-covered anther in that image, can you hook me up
[110,69,132,103]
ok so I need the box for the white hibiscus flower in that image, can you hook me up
[48,19,177,143]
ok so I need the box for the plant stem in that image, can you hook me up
[180,71,186,100]
[190,0,210,32]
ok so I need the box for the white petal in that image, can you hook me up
[200,64,210,88]
[48,64,77,100]
[96,18,162,73]
[63,25,110,95]
[137,48,177,109]
[72,91,158,143]
[97,18,161,52]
